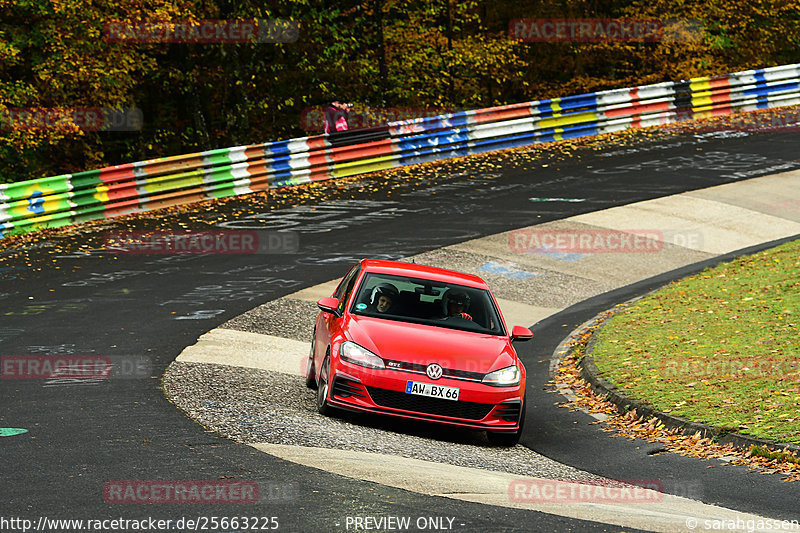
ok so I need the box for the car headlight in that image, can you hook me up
[340,341,385,369]
[482,365,520,387]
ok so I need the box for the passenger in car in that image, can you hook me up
[370,283,399,314]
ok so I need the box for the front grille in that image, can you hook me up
[366,386,494,421]
[383,359,484,381]
[494,400,521,422]
[332,377,367,399]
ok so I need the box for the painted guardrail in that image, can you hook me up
[2,63,799,238]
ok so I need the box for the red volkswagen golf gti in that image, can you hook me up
[305,259,533,445]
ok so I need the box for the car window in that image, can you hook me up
[334,265,361,314]
[333,265,357,299]
[351,272,505,336]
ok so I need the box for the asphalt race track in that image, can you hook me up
[2,126,800,532]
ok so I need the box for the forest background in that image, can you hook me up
[1,0,798,183]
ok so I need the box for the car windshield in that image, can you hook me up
[350,272,506,336]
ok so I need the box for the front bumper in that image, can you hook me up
[328,367,524,431]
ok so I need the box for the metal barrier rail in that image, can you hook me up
[2,63,799,238]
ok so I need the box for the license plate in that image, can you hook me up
[405,380,460,401]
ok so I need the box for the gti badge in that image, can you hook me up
[426,363,443,380]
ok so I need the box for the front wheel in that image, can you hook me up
[316,357,332,416]
[487,401,526,446]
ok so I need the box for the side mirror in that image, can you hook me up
[317,297,342,317]
[510,325,533,342]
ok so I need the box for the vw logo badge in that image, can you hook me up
[426,363,443,380]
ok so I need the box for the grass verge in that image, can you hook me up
[590,238,800,444]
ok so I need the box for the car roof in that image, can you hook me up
[360,259,489,289]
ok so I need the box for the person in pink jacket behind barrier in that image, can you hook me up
[323,98,351,133]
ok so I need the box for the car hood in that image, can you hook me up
[346,315,516,373]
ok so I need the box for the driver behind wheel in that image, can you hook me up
[443,290,473,321]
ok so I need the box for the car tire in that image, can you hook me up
[487,401,526,446]
[316,356,332,416]
[305,334,317,389]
